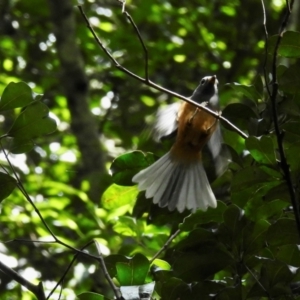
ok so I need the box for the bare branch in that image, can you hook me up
[150,229,181,264]
[78,5,248,140]
[0,260,46,300]
[94,241,124,300]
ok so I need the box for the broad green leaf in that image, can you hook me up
[104,255,130,278]
[266,218,300,246]
[110,151,156,186]
[278,62,300,94]
[172,244,233,281]
[254,199,288,221]
[242,220,269,256]
[0,82,33,111]
[268,31,300,58]
[101,184,138,209]
[226,82,262,103]
[222,103,257,132]
[116,253,150,286]
[0,172,17,202]
[151,259,171,271]
[179,201,227,231]
[246,135,276,165]
[77,292,109,300]
[276,245,300,267]
[223,204,248,240]
[9,138,35,154]
[161,277,192,300]
[8,101,56,139]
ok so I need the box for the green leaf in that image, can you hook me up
[101,184,139,209]
[278,62,300,94]
[172,244,233,281]
[179,201,227,231]
[110,151,156,186]
[77,292,109,300]
[104,255,130,278]
[246,136,276,165]
[276,244,300,267]
[0,82,33,111]
[222,103,257,132]
[0,172,17,202]
[266,218,300,246]
[9,138,35,154]
[223,204,248,240]
[116,253,150,286]
[269,31,300,58]
[226,82,262,103]
[242,220,269,256]
[8,101,56,139]
[161,278,192,300]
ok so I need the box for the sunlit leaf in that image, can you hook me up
[101,184,138,209]
[116,253,150,286]
[8,101,56,139]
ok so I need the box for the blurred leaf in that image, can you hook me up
[268,31,300,58]
[102,184,139,209]
[179,201,227,231]
[116,253,150,286]
[226,82,262,103]
[266,218,300,246]
[246,135,276,165]
[0,82,33,111]
[8,101,56,139]
[0,172,17,202]
[110,151,156,186]
[77,292,109,300]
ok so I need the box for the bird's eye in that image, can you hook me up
[200,79,206,85]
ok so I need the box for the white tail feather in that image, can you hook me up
[132,151,217,212]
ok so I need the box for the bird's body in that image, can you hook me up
[133,76,228,213]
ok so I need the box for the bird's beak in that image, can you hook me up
[209,75,217,84]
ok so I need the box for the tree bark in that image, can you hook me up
[47,0,105,202]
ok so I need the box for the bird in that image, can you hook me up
[132,75,228,213]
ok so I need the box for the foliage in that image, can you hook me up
[0,0,300,300]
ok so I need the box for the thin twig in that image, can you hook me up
[149,229,181,264]
[78,5,248,140]
[0,260,46,300]
[244,264,271,299]
[94,241,124,300]
[268,0,300,238]
[260,0,271,97]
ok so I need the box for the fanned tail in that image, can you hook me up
[132,152,216,213]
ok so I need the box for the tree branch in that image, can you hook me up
[0,260,46,300]
[266,0,300,238]
[48,0,106,202]
[78,5,248,140]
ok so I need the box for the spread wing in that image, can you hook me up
[152,102,180,142]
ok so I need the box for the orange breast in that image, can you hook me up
[170,102,218,164]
